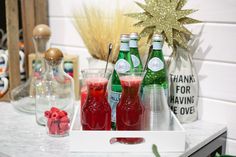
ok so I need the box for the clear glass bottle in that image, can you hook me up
[168,47,199,123]
[11,24,51,114]
[109,34,134,130]
[129,32,143,72]
[142,85,171,130]
[142,34,168,96]
[36,48,75,129]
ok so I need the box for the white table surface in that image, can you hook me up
[0,102,227,157]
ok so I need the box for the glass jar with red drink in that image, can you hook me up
[116,71,145,144]
[81,69,112,130]
[80,72,87,110]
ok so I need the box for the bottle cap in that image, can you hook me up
[33,24,51,38]
[129,32,139,40]
[129,32,138,40]
[45,48,63,65]
[120,34,129,42]
[153,34,163,42]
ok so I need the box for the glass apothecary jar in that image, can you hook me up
[36,48,75,137]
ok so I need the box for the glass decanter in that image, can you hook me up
[81,69,111,130]
[116,71,145,144]
[11,24,51,114]
[36,48,75,132]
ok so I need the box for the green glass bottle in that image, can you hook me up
[129,32,143,72]
[109,34,134,130]
[142,34,168,95]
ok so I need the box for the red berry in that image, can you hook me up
[60,116,70,123]
[44,111,51,118]
[51,112,60,119]
[59,130,65,135]
[47,118,52,128]
[59,122,70,131]
[50,107,60,113]
[58,110,67,118]
[49,123,59,134]
[62,110,67,116]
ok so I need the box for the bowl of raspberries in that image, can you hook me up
[44,107,70,137]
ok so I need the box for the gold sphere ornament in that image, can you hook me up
[126,0,201,50]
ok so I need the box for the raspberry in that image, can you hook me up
[59,130,65,135]
[50,107,60,113]
[51,112,60,119]
[49,123,59,134]
[58,110,67,118]
[62,110,67,116]
[59,122,70,131]
[47,118,52,127]
[44,111,51,118]
[60,116,70,123]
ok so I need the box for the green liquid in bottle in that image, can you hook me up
[142,34,168,94]
[129,33,143,72]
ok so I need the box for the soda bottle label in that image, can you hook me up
[153,41,163,50]
[120,42,130,51]
[129,40,138,48]
[147,57,164,72]
[109,90,121,123]
[115,59,131,73]
[131,55,140,68]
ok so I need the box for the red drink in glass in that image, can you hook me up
[116,75,144,144]
[80,86,87,110]
[81,77,111,130]
[80,86,108,110]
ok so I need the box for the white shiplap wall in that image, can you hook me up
[48,0,236,155]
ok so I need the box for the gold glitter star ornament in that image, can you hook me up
[127,0,200,50]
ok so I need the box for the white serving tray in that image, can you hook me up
[70,105,186,153]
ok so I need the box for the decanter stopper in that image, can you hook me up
[33,24,51,38]
[33,24,51,53]
[44,48,63,66]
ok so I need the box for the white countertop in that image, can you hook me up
[0,102,227,157]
